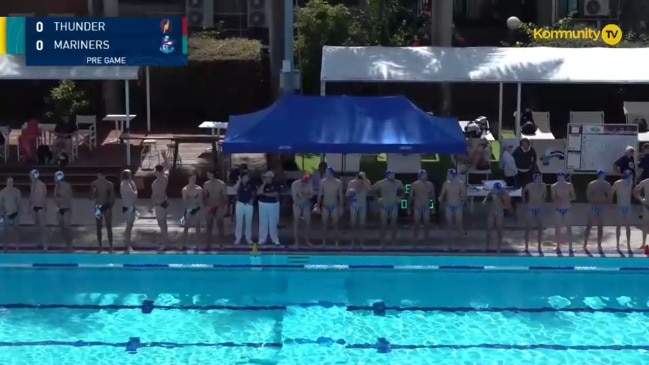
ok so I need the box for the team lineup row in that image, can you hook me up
[1,164,648,253]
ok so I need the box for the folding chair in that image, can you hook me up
[76,115,97,150]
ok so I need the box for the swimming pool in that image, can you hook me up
[1,254,648,365]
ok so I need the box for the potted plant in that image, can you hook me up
[45,80,90,124]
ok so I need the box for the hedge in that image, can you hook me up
[188,37,262,62]
[136,37,269,126]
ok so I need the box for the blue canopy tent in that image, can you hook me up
[222,95,466,154]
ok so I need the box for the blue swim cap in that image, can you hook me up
[533,172,541,181]
[624,169,633,178]
[385,169,395,177]
[447,168,457,177]
[493,182,503,190]
[326,166,335,174]
[557,170,566,177]
[418,169,427,178]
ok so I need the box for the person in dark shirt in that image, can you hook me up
[52,119,78,161]
[637,144,649,184]
[228,162,248,185]
[614,146,636,180]
[512,138,538,187]
[257,171,282,245]
[233,170,255,245]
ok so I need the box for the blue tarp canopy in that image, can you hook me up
[222,95,466,154]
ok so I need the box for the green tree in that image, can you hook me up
[295,0,356,94]
[45,80,90,123]
[295,0,417,94]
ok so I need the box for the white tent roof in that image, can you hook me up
[321,46,649,84]
[0,55,139,80]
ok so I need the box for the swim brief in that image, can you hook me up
[324,205,338,215]
[590,206,604,216]
[491,210,503,218]
[415,205,429,218]
[350,204,365,213]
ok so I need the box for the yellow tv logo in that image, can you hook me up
[601,24,622,46]
[532,24,622,46]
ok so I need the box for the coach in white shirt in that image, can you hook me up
[501,144,518,187]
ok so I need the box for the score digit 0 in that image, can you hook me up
[35,21,44,51]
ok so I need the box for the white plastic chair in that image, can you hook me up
[140,139,160,170]
[76,115,97,150]
[570,111,604,124]
[531,112,551,132]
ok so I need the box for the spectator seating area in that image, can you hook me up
[0,115,98,164]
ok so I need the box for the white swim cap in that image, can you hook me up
[55,171,64,181]
[94,205,103,219]
[30,169,39,179]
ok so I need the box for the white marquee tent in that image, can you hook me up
[320,46,649,136]
[0,55,151,164]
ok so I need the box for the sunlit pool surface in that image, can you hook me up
[0,262,648,365]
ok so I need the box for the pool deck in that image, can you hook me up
[1,199,647,257]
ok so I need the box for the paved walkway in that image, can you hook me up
[1,199,647,257]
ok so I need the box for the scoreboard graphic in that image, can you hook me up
[0,17,188,67]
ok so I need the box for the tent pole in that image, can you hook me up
[146,66,151,132]
[515,83,522,137]
[498,82,503,139]
[125,80,131,165]
[320,81,326,96]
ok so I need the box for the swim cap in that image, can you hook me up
[385,169,395,178]
[30,169,39,179]
[557,170,565,176]
[302,172,310,182]
[533,172,541,181]
[596,169,605,176]
[418,169,427,178]
[493,182,503,190]
[357,171,366,179]
[326,166,335,175]
[55,171,64,181]
[624,169,633,178]
[447,168,457,177]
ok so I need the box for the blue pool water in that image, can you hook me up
[0,257,648,364]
